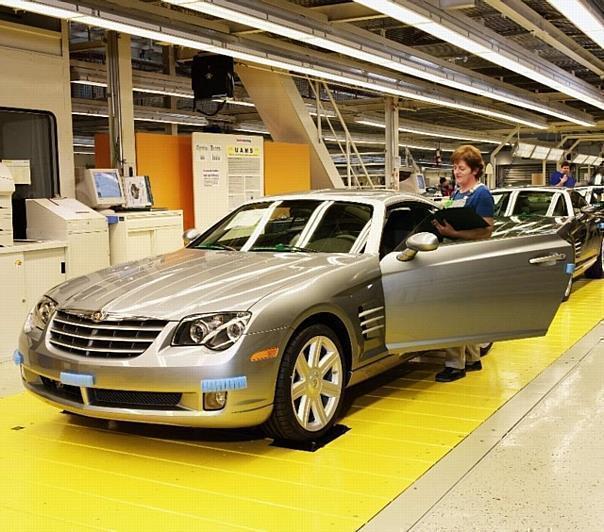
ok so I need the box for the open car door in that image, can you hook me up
[380,232,571,354]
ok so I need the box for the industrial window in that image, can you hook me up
[0,108,59,238]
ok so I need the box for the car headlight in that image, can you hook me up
[31,296,58,331]
[173,312,251,350]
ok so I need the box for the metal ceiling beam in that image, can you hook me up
[354,0,604,110]
[484,0,604,77]
[243,32,549,129]
[164,0,594,125]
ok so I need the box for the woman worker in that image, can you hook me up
[431,145,495,383]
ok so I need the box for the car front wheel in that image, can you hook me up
[265,324,346,442]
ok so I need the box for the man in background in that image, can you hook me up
[550,161,576,188]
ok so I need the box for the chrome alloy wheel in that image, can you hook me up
[290,335,343,432]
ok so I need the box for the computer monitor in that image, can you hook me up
[76,168,125,209]
[123,175,153,209]
[416,174,426,192]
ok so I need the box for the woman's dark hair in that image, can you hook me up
[451,145,484,180]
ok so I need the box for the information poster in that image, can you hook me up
[192,133,264,230]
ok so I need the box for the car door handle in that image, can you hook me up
[529,253,566,265]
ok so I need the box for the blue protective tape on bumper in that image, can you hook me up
[566,263,576,274]
[60,372,95,387]
[106,215,119,225]
[597,222,604,230]
[202,376,247,392]
[12,350,23,366]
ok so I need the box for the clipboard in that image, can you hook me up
[432,207,489,230]
[414,207,488,236]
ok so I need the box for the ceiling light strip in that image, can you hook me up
[356,119,503,144]
[3,0,545,128]
[164,0,593,126]
[547,0,604,49]
[354,0,604,112]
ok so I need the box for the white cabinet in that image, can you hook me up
[109,210,183,265]
[26,198,110,278]
[0,241,66,360]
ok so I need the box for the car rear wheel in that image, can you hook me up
[584,242,603,279]
[265,324,346,442]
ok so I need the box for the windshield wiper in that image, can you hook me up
[196,242,237,251]
[250,244,318,253]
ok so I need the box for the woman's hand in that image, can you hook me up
[432,218,457,238]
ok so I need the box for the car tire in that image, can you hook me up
[584,242,603,279]
[264,324,346,442]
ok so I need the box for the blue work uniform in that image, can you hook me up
[442,183,494,372]
[550,171,575,188]
[448,183,495,218]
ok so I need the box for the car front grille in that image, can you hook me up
[49,310,167,359]
[41,376,83,403]
[39,376,183,410]
[88,389,183,410]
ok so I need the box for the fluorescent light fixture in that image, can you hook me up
[547,0,604,49]
[1,0,547,128]
[531,146,550,159]
[233,127,270,134]
[356,118,503,144]
[572,154,589,164]
[546,148,564,161]
[354,0,604,112]
[71,79,107,88]
[72,79,194,99]
[133,87,193,98]
[162,0,593,125]
[213,98,256,107]
[514,143,536,158]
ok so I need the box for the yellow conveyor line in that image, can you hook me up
[1,279,602,531]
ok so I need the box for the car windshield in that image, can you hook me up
[511,191,554,216]
[190,199,373,253]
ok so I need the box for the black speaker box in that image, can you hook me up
[191,54,234,100]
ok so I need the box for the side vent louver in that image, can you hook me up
[358,305,385,339]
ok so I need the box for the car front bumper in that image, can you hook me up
[17,322,289,429]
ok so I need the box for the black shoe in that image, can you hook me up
[435,367,466,382]
[465,360,482,372]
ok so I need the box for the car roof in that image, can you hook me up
[491,186,569,193]
[245,189,436,207]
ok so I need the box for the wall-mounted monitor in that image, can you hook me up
[76,168,125,209]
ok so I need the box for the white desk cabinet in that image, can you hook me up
[0,241,66,360]
[109,210,183,265]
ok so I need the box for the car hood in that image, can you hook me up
[48,249,365,320]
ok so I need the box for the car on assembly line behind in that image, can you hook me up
[491,186,603,297]
[17,190,573,442]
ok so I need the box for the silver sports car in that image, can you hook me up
[17,190,572,442]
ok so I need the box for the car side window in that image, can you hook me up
[569,191,587,214]
[493,192,511,216]
[380,202,434,257]
[552,195,567,217]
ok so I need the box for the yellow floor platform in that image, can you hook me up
[1,279,603,531]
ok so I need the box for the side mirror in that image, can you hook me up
[183,228,201,245]
[397,232,439,262]
[580,205,597,215]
